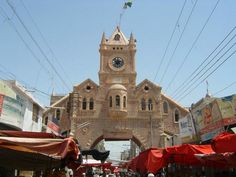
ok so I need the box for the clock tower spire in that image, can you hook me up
[98,27,137,87]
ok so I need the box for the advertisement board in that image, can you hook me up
[0,81,26,129]
[179,114,194,138]
[192,94,236,142]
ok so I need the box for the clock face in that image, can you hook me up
[112,57,124,68]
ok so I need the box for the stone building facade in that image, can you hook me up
[44,27,188,150]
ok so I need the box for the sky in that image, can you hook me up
[0,0,235,108]
[0,0,235,160]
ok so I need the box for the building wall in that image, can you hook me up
[0,80,43,131]
[44,28,189,150]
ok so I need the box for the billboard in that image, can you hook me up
[179,114,194,138]
[0,81,26,129]
[192,94,236,142]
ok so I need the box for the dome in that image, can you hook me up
[109,84,127,91]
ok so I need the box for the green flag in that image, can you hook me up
[123,0,132,9]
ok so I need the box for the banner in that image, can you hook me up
[179,114,194,138]
[192,95,236,142]
[0,81,26,129]
[47,120,60,135]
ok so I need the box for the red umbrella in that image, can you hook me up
[212,132,236,153]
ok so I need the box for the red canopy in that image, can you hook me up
[195,152,236,168]
[163,144,214,166]
[128,148,166,174]
[0,131,79,170]
[212,132,236,153]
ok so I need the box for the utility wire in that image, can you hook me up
[159,0,198,84]
[165,0,221,92]
[171,26,236,97]
[175,42,235,99]
[6,0,71,91]
[153,0,187,82]
[0,6,53,80]
[177,45,236,102]
[173,34,236,99]
[213,80,236,96]
[20,0,73,87]
[0,64,51,97]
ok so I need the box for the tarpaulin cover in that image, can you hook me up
[163,144,214,166]
[212,132,236,153]
[195,152,236,168]
[0,130,79,170]
[81,149,110,162]
[128,148,165,174]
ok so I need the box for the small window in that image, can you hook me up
[109,96,112,107]
[82,98,87,110]
[163,101,168,114]
[123,96,126,108]
[89,98,94,110]
[116,95,120,107]
[144,85,149,91]
[86,85,91,92]
[148,99,153,111]
[174,109,180,122]
[141,98,146,111]
[114,34,120,41]
[56,109,60,120]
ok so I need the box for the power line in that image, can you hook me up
[20,0,73,87]
[175,42,235,100]
[165,0,221,92]
[213,80,236,96]
[0,6,53,79]
[6,0,71,91]
[177,46,236,102]
[0,64,51,97]
[171,26,236,98]
[159,0,199,84]
[153,0,187,82]
[174,34,236,99]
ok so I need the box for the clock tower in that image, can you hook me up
[99,27,137,87]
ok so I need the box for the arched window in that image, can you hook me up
[163,101,168,114]
[82,98,87,110]
[109,96,112,107]
[174,109,180,122]
[123,96,126,108]
[56,109,60,120]
[148,99,153,111]
[89,98,94,110]
[141,98,146,111]
[116,95,120,107]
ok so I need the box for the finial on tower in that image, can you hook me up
[129,32,135,45]
[101,32,106,45]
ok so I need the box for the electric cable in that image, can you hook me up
[153,0,187,82]
[177,46,236,102]
[20,0,73,87]
[6,0,71,91]
[165,0,221,92]
[159,0,198,84]
[171,26,236,97]
[0,6,53,80]
[213,80,236,96]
